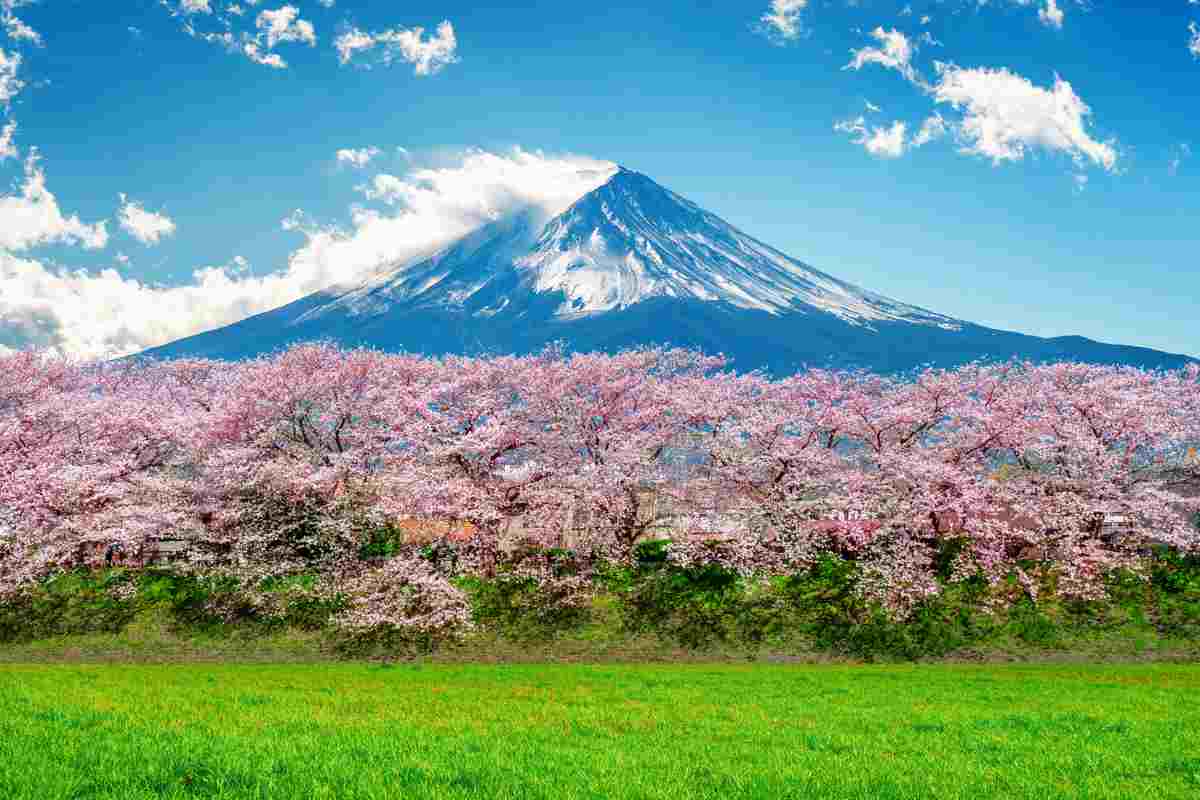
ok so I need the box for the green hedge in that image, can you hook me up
[0,569,345,644]
[3,544,1200,661]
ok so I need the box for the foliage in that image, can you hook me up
[1,343,1198,642]
[2,550,1200,659]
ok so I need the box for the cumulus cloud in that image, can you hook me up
[1190,22,1200,59]
[756,1,808,42]
[844,27,918,83]
[335,21,459,75]
[978,1,1072,29]
[0,251,288,358]
[357,173,407,204]
[834,116,908,158]
[241,40,285,68]
[998,0,1075,29]
[336,146,380,168]
[167,1,315,69]
[117,195,177,245]
[2,0,41,45]
[332,28,373,63]
[1038,0,1064,29]
[0,47,22,104]
[0,148,617,359]
[911,112,947,147]
[256,5,314,49]
[835,109,949,157]
[0,151,108,251]
[836,23,1117,174]
[930,63,1117,170]
[177,0,213,13]
[0,118,15,161]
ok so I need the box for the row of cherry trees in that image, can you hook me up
[1,343,1198,630]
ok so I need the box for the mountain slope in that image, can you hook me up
[143,168,1197,374]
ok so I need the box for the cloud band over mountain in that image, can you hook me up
[0,149,615,359]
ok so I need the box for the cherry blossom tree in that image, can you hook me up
[0,343,1197,627]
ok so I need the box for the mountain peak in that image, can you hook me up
[138,168,1197,375]
[588,165,688,208]
[518,169,954,324]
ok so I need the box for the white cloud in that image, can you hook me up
[117,195,177,245]
[0,151,108,251]
[333,28,374,63]
[1190,22,1200,59]
[0,47,22,104]
[844,27,918,83]
[178,0,213,13]
[1072,172,1087,193]
[980,1,1071,29]
[912,112,947,147]
[757,0,808,42]
[185,25,234,50]
[1038,0,1064,29]
[930,63,1117,171]
[862,121,907,158]
[835,11,1116,175]
[336,21,459,75]
[256,5,315,49]
[865,100,882,113]
[318,0,335,7]
[242,40,286,68]
[2,0,40,45]
[0,118,15,161]
[167,1,315,69]
[834,116,908,158]
[835,108,948,158]
[336,146,380,168]
[357,172,407,203]
[0,149,617,359]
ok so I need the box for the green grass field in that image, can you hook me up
[1,663,1197,799]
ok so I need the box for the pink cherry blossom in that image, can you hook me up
[0,344,1196,626]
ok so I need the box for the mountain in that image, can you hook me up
[143,168,1197,374]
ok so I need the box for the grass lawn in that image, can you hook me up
[0,663,1197,799]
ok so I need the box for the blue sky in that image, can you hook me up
[1,0,1197,359]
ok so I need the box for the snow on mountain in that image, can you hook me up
[519,168,956,327]
[141,167,1197,375]
[308,167,959,331]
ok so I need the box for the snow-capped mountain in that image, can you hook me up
[143,168,1197,373]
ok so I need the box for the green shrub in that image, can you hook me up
[3,545,1200,660]
[358,525,405,560]
[457,574,589,641]
[0,569,138,643]
[1007,598,1062,647]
